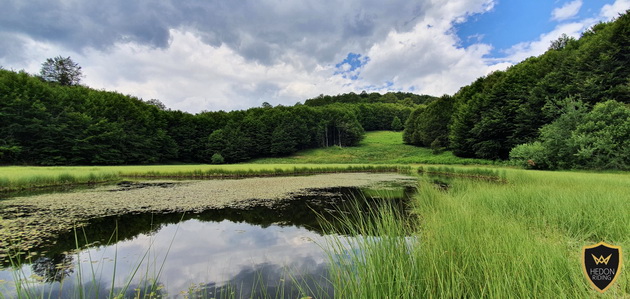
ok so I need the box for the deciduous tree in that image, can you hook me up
[40,56,83,86]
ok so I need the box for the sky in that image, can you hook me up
[0,0,628,113]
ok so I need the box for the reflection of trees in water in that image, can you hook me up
[31,254,74,283]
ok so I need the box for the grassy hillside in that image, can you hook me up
[253,131,494,165]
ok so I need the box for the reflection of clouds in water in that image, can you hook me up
[198,259,333,299]
[163,220,328,293]
[0,277,168,299]
[1,219,331,297]
[70,219,330,296]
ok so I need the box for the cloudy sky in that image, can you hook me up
[1,0,628,113]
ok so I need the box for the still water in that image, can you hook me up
[0,186,415,298]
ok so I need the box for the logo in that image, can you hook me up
[582,242,622,293]
[592,254,611,265]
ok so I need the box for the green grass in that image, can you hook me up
[118,164,411,178]
[0,164,411,193]
[322,169,630,298]
[252,131,495,165]
[0,167,119,193]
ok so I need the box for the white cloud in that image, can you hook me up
[601,0,630,19]
[499,0,629,66]
[0,0,504,112]
[78,30,357,113]
[361,21,497,95]
[359,0,501,95]
[551,0,583,21]
[502,22,592,63]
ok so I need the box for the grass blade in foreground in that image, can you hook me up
[320,192,423,298]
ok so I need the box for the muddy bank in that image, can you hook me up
[0,173,414,256]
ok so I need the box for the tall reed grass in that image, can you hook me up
[320,192,423,298]
[321,169,630,298]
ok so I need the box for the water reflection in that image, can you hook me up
[0,185,415,298]
[31,254,75,283]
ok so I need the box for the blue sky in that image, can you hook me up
[455,0,619,57]
[0,0,628,112]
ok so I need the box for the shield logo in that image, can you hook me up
[582,242,623,293]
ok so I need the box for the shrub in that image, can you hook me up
[509,141,548,169]
[390,116,403,131]
[211,153,225,164]
[510,100,630,170]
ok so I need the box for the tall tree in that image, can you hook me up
[40,56,83,86]
[414,95,454,149]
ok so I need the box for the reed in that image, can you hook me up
[321,169,630,298]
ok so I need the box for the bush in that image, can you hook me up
[211,153,225,164]
[510,100,630,170]
[391,116,403,131]
[509,141,547,169]
[430,138,446,155]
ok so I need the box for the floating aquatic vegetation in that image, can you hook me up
[0,173,413,258]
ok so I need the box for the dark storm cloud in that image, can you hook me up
[0,0,428,65]
[0,0,177,51]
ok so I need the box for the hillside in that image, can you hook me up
[404,10,630,170]
[252,131,493,165]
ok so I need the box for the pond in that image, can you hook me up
[0,174,416,298]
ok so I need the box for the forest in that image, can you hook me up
[404,10,630,170]
[0,70,421,165]
[1,10,628,170]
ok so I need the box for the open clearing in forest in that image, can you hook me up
[253,131,495,164]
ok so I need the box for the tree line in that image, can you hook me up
[0,69,421,165]
[403,10,630,170]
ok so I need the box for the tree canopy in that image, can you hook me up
[40,56,83,86]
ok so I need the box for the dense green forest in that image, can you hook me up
[0,69,425,165]
[405,10,630,170]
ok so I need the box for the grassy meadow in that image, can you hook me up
[2,131,629,297]
[253,131,496,165]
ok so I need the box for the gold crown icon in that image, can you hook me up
[592,254,612,265]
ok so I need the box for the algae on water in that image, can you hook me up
[0,173,414,257]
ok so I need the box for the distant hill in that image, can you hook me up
[304,91,436,106]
